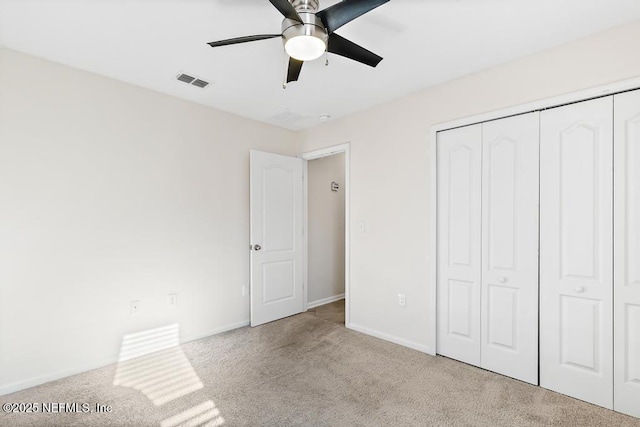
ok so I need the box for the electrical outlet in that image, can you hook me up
[398,294,406,307]
[242,286,247,297]
[130,300,140,314]
[168,293,177,308]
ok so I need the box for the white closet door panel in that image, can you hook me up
[481,112,539,385]
[540,96,613,409]
[614,89,640,418]
[437,124,482,366]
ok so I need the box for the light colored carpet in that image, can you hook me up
[1,300,639,427]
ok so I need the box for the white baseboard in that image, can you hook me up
[0,319,250,396]
[181,320,250,344]
[348,323,433,355]
[0,354,120,397]
[307,294,345,310]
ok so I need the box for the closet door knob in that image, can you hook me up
[574,286,585,293]
[498,277,508,283]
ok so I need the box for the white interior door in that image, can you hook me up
[613,89,640,418]
[481,113,539,385]
[437,124,482,366]
[540,97,613,408]
[250,150,304,327]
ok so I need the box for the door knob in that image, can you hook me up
[574,286,585,293]
[253,244,262,251]
[498,277,508,283]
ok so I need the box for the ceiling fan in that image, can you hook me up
[207,0,390,87]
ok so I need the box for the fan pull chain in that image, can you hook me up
[325,50,329,66]
[283,55,288,89]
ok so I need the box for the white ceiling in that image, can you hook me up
[2,0,640,130]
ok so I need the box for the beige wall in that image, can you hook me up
[298,19,640,351]
[307,153,345,305]
[0,47,297,394]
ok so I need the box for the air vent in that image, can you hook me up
[177,73,195,84]
[175,73,211,89]
[192,79,209,88]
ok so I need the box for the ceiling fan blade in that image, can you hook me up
[269,0,303,23]
[287,58,304,83]
[327,33,382,67]
[207,34,281,48]
[317,0,390,33]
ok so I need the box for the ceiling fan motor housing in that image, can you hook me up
[282,11,328,61]
[282,13,328,46]
[291,0,320,13]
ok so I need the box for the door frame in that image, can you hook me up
[428,75,640,356]
[301,143,351,327]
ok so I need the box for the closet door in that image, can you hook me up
[481,113,539,385]
[540,96,613,408]
[437,124,482,366]
[613,90,640,418]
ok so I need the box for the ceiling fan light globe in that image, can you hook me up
[285,35,326,61]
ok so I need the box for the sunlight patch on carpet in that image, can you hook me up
[113,324,203,406]
[161,400,225,427]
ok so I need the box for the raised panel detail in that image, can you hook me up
[487,137,517,270]
[626,304,640,384]
[263,167,294,252]
[626,115,640,287]
[449,145,473,267]
[448,280,472,338]
[561,295,600,372]
[560,123,599,280]
[262,260,295,304]
[487,284,517,350]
